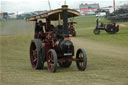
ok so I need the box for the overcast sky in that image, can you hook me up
[1,0,128,13]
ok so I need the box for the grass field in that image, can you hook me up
[0,16,128,85]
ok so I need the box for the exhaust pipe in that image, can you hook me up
[62,5,69,38]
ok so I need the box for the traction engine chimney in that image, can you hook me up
[62,5,69,38]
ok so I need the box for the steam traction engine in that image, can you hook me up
[94,18,119,35]
[26,5,87,72]
[68,22,77,36]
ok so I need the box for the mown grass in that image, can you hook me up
[0,17,128,85]
[74,16,128,47]
[0,20,35,35]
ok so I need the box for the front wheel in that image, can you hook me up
[47,49,57,72]
[72,30,76,37]
[76,48,87,71]
[94,29,100,35]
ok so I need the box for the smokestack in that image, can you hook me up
[62,5,69,38]
[64,0,66,5]
[48,0,51,10]
[113,0,115,12]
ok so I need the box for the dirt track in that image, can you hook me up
[119,24,128,28]
[1,19,128,85]
[71,37,128,59]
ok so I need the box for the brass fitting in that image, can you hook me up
[62,5,68,10]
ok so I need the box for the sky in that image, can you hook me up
[0,0,128,13]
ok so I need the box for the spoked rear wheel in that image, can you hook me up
[76,48,87,71]
[30,39,45,69]
[107,28,116,34]
[115,28,119,32]
[47,49,57,72]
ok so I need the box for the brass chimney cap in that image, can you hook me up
[62,5,68,10]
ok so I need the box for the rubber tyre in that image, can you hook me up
[72,30,76,37]
[30,39,45,69]
[47,49,57,72]
[107,28,116,34]
[76,48,87,71]
[115,28,119,32]
[94,29,100,35]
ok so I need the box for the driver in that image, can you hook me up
[35,20,45,38]
[46,19,55,32]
